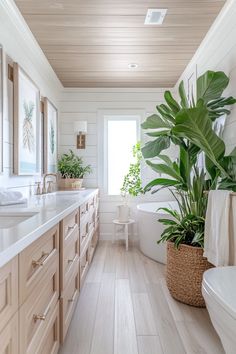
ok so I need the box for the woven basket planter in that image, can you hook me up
[166,241,214,307]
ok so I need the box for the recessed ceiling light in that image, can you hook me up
[128,63,138,69]
[145,9,167,25]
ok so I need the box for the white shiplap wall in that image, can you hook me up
[59,88,174,240]
[176,0,236,154]
[0,1,62,192]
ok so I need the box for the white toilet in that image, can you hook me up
[202,267,236,354]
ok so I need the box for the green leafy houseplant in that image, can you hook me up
[142,70,236,249]
[120,142,144,198]
[141,71,236,306]
[58,150,92,179]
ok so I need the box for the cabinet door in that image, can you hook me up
[60,224,79,290]
[60,263,79,342]
[19,224,59,304]
[0,312,18,354]
[60,210,78,244]
[20,256,59,354]
[37,303,60,354]
[80,243,90,290]
[0,257,18,333]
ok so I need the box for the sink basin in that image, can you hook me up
[0,211,39,229]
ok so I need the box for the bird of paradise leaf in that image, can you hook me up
[23,100,35,153]
[49,120,55,155]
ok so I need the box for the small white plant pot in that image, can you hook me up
[117,204,130,222]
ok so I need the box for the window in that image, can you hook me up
[104,115,140,195]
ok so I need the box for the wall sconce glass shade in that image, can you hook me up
[74,121,87,134]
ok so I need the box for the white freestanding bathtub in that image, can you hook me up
[137,202,177,264]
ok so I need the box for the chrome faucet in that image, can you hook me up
[42,173,58,194]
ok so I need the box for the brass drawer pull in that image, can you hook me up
[68,290,77,303]
[32,252,49,268]
[81,232,88,239]
[67,258,75,264]
[33,306,50,322]
[67,224,76,232]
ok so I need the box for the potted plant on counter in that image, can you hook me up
[57,149,92,190]
[141,70,236,307]
[118,142,144,222]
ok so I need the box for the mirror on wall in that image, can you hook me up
[0,46,3,173]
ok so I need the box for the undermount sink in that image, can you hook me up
[0,211,39,229]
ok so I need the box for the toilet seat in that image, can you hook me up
[203,266,236,319]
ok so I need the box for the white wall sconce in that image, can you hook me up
[74,121,87,149]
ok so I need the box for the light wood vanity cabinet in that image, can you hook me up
[0,190,99,353]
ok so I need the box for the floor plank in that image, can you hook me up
[132,293,157,335]
[103,242,118,273]
[114,279,138,354]
[128,249,148,293]
[147,281,187,354]
[90,273,115,354]
[86,242,107,283]
[116,243,129,279]
[137,336,164,354]
[59,283,100,354]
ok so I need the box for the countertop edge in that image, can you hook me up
[0,189,98,268]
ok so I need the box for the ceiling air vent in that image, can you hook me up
[145,9,167,25]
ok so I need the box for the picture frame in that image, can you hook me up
[0,46,3,174]
[13,63,41,175]
[43,97,58,173]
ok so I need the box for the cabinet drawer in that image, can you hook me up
[95,215,99,232]
[80,219,89,254]
[60,224,79,290]
[60,264,79,342]
[80,245,89,290]
[0,256,18,333]
[37,303,60,354]
[80,202,89,223]
[19,224,59,305]
[61,210,78,243]
[88,229,99,264]
[0,312,18,354]
[20,256,59,354]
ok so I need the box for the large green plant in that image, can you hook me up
[58,150,92,179]
[141,70,236,248]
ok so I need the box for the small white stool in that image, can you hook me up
[112,219,135,251]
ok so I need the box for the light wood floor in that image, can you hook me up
[59,241,224,354]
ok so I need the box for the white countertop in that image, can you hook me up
[0,189,98,268]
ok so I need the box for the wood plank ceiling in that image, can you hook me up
[14,0,226,88]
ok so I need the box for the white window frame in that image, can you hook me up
[98,109,144,200]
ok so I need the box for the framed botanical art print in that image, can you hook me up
[13,63,41,175]
[0,46,3,173]
[43,97,58,173]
